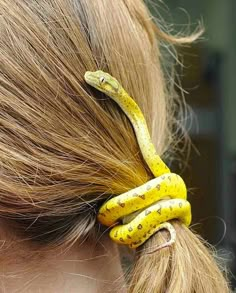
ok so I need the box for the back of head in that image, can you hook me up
[0,0,230,292]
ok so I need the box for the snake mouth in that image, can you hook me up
[84,71,104,93]
[84,71,120,95]
[84,71,95,85]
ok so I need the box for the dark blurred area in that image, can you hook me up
[151,0,236,289]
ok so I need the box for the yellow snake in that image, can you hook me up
[84,70,191,250]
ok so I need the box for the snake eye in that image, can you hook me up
[99,76,105,84]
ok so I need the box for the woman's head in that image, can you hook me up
[0,0,170,244]
[0,0,230,292]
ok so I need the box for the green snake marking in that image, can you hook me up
[84,70,191,250]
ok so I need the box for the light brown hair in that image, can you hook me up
[0,0,231,292]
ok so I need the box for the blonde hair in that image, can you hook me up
[0,0,230,292]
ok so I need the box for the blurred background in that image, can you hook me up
[150,0,236,289]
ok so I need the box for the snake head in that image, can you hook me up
[84,70,121,97]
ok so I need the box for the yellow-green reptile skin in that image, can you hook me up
[84,70,191,250]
